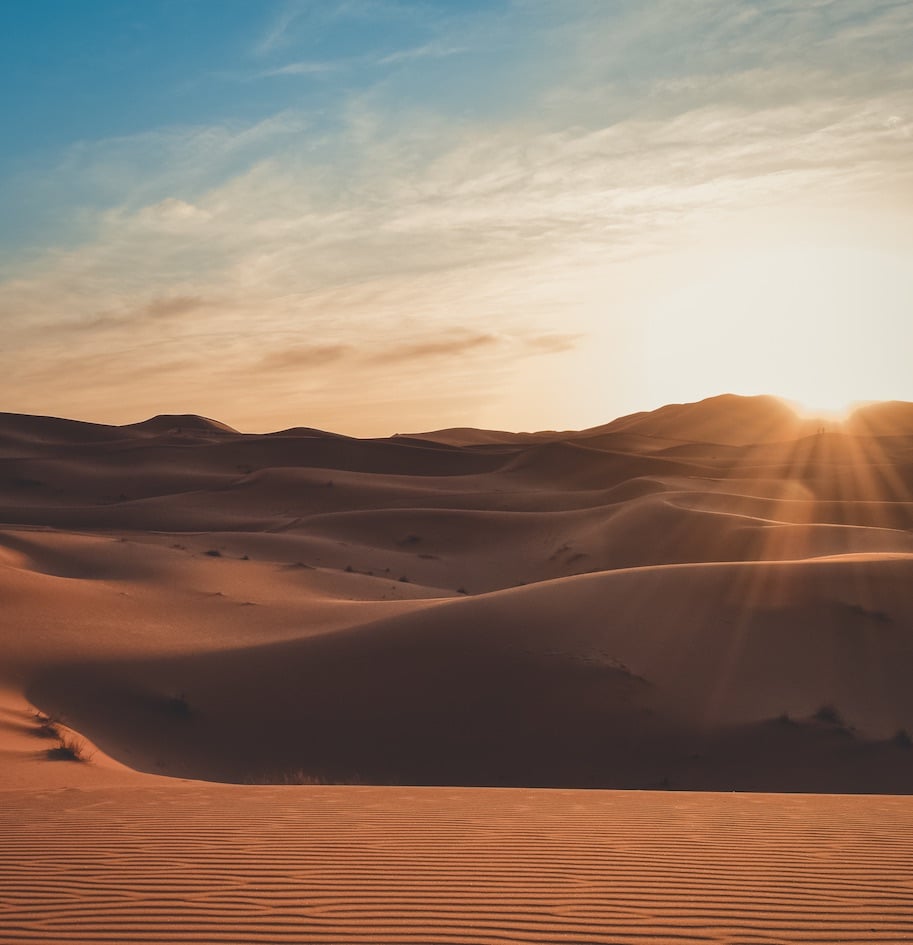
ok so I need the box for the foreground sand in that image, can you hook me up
[3,784,913,944]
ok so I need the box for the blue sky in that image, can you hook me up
[2,1,513,155]
[1,1,912,432]
[1,1,523,243]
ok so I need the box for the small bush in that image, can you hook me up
[845,602,891,623]
[47,733,93,762]
[813,704,844,726]
[165,693,192,720]
[245,769,364,786]
[457,586,468,595]
[33,712,59,739]
[398,575,410,583]
[204,549,222,557]
[345,564,354,573]
[891,729,913,749]
[277,770,333,786]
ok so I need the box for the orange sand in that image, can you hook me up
[3,786,913,944]
[2,393,913,943]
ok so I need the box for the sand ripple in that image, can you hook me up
[2,786,912,944]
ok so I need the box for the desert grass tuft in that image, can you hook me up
[32,711,60,739]
[812,704,855,736]
[164,692,193,720]
[245,769,367,786]
[46,732,95,762]
[813,704,844,726]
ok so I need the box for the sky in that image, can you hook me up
[1,0,911,435]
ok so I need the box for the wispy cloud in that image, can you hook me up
[524,334,581,356]
[367,332,499,364]
[258,343,353,371]
[76,295,214,333]
[259,60,342,78]
[254,1,309,56]
[253,330,578,374]
[378,42,472,66]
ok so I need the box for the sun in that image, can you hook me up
[637,230,913,423]
[784,396,859,422]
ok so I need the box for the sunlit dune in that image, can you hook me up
[3,394,913,943]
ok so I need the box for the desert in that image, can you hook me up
[2,393,913,943]
[4,2,913,940]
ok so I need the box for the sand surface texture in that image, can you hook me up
[2,394,913,943]
[3,785,913,945]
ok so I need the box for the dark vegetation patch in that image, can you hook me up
[11,477,44,489]
[164,693,193,721]
[813,704,844,725]
[771,712,797,726]
[843,602,892,623]
[33,712,94,762]
[46,734,93,762]
[812,704,855,736]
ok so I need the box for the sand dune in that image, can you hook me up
[3,393,913,791]
[22,555,913,789]
[3,393,913,941]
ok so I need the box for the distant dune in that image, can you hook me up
[2,392,912,792]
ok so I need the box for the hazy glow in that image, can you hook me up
[639,228,913,422]
[0,1,911,433]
